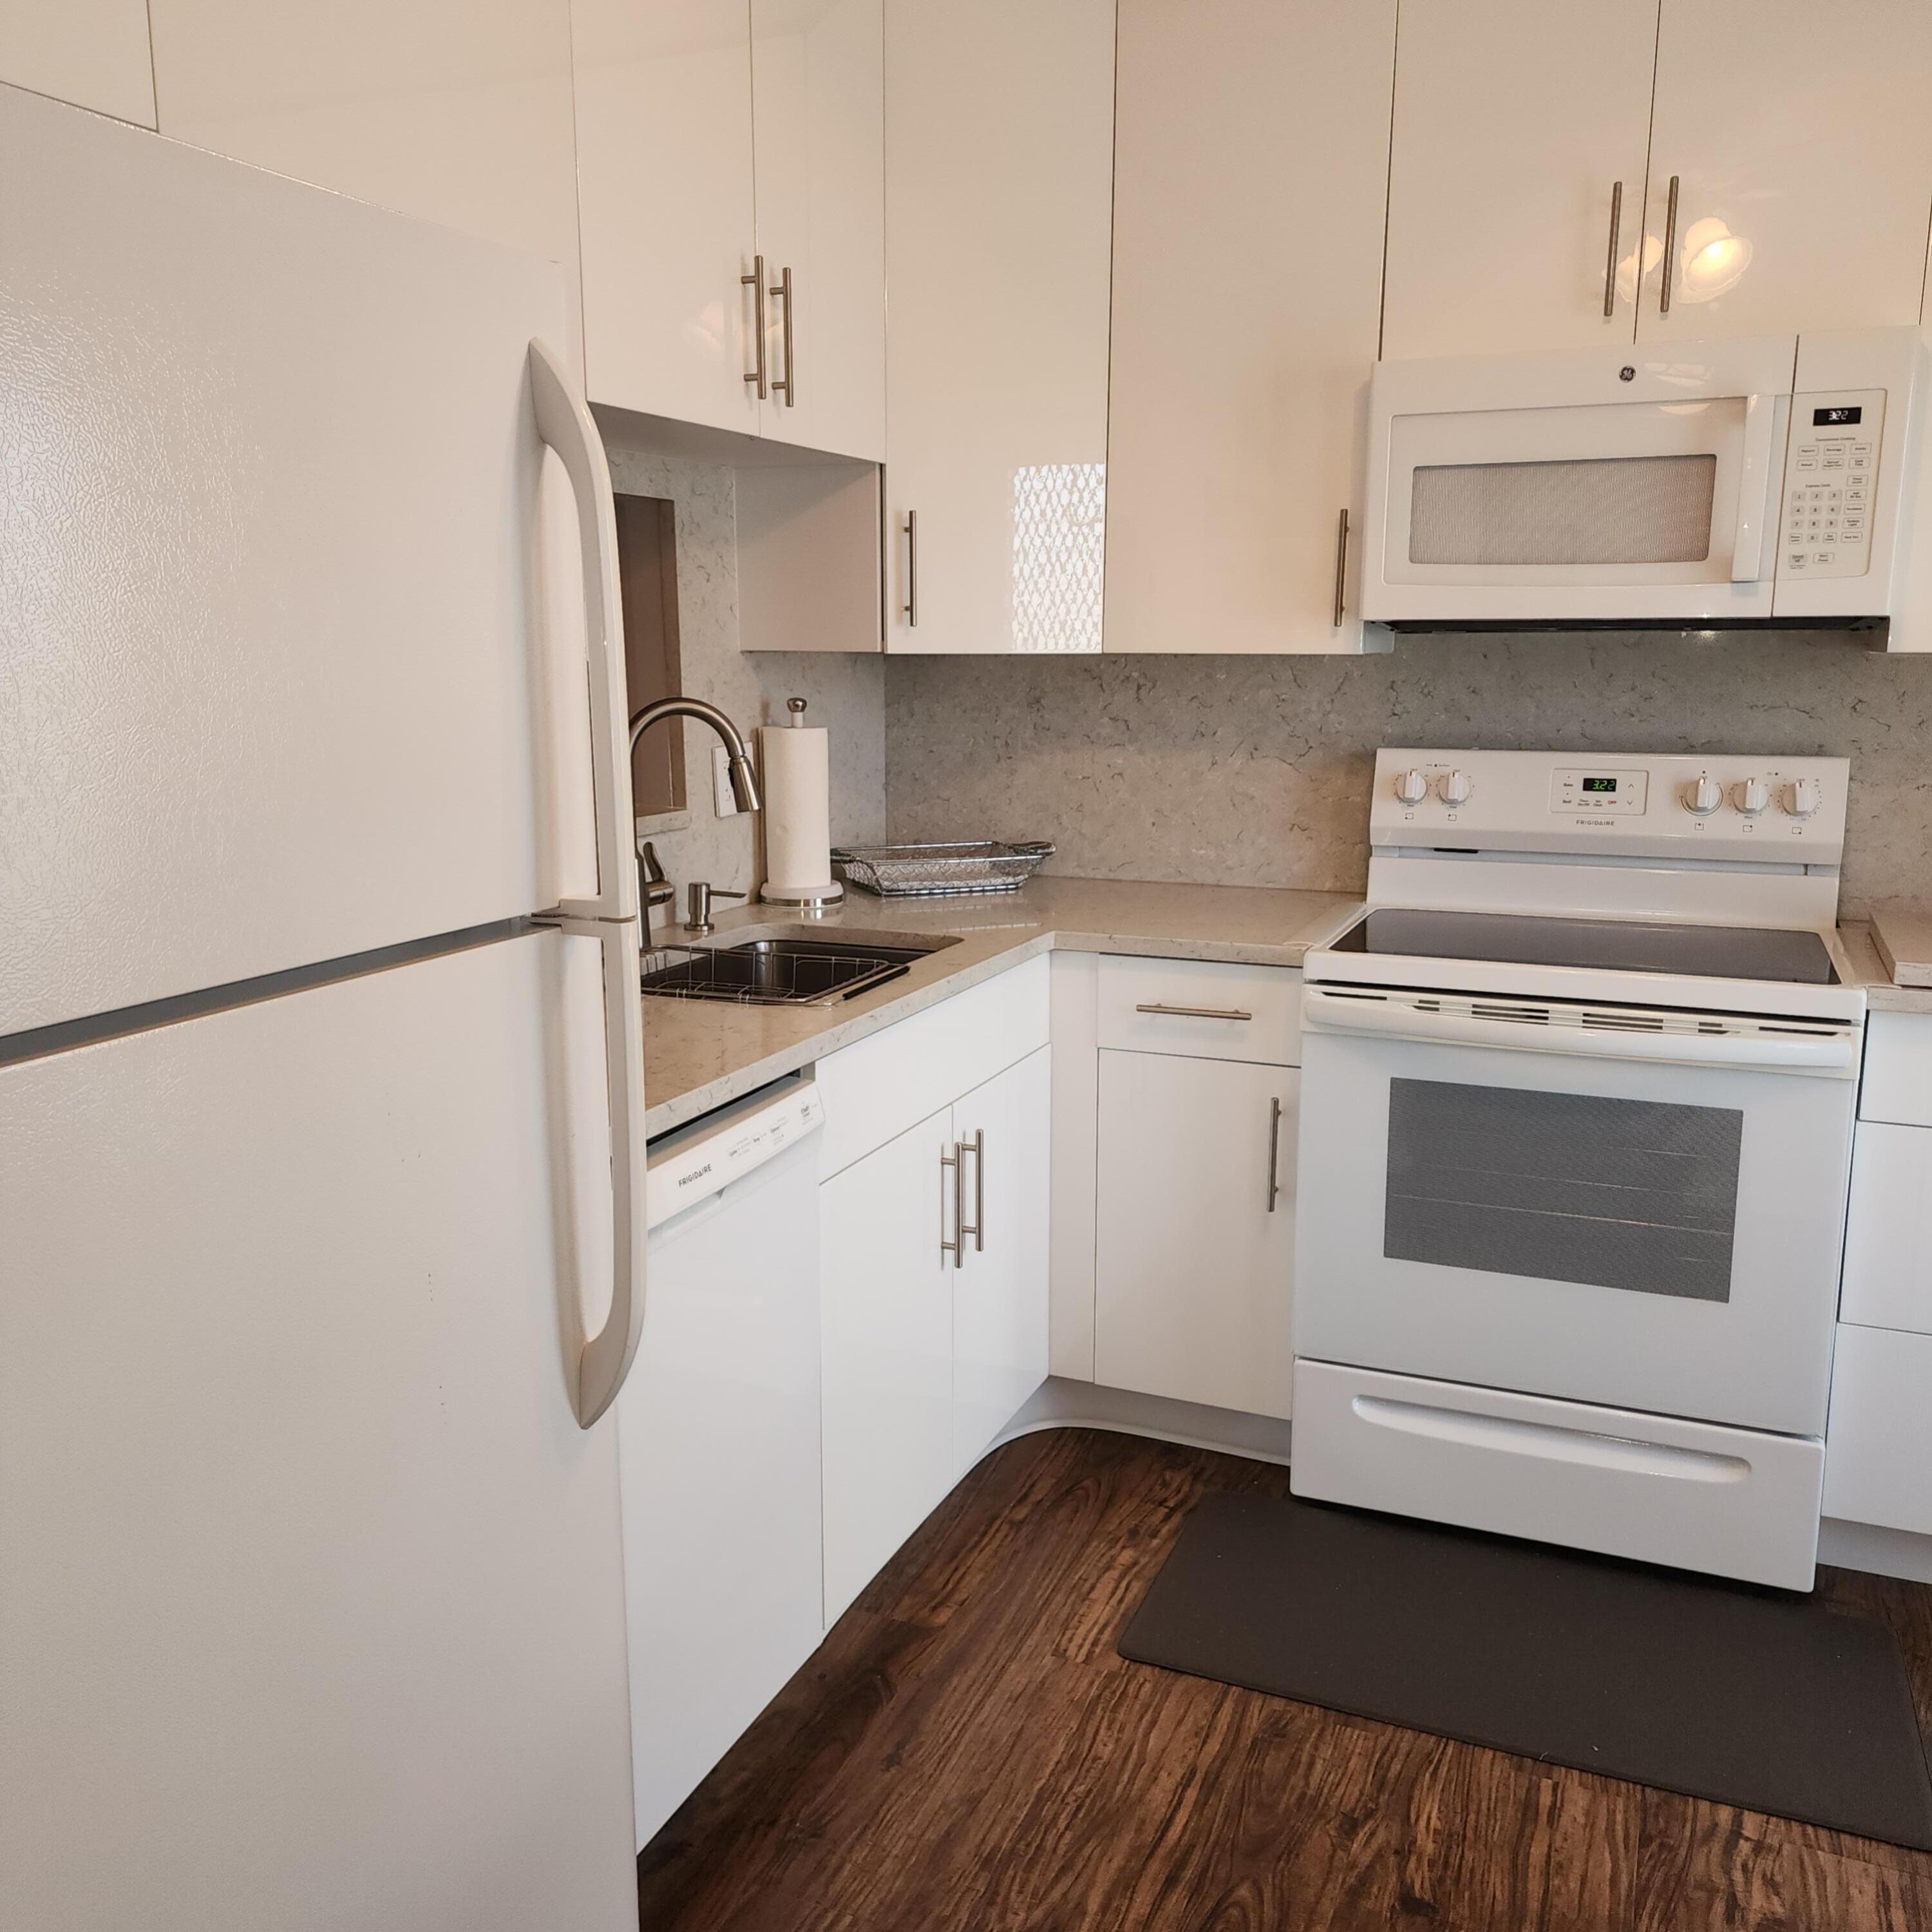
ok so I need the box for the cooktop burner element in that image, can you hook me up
[1332,907,1839,986]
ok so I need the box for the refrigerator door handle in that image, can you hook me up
[528,339,647,1428]
[554,907,648,1428]
[527,339,636,923]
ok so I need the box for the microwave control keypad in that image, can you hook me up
[1781,389,1884,581]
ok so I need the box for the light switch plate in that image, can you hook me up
[712,744,741,818]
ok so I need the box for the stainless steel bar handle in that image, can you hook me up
[770,264,795,407]
[1331,507,1349,629]
[1265,1096,1283,1214]
[1135,1002,1254,1023]
[742,252,768,398]
[940,1140,964,1267]
[1659,175,1680,314]
[903,510,919,626]
[958,1129,985,1253]
[1602,180,1623,318]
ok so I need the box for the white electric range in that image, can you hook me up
[1291,748,1864,1591]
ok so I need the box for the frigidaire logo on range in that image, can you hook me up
[677,1161,714,1188]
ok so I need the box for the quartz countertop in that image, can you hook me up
[641,876,1360,1135]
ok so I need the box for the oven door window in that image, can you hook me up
[1383,1079,1743,1303]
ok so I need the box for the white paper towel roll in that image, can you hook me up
[759,717,838,900]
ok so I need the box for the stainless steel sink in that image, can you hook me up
[639,929,960,1007]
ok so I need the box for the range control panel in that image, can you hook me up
[1371,748,1850,864]
[1779,390,1884,582]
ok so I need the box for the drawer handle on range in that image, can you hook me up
[1352,1396,1750,1482]
[1135,1003,1253,1022]
[1265,1096,1283,1213]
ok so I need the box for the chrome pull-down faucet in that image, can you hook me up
[627,699,762,945]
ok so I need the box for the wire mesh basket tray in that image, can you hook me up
[830,839,1054,898]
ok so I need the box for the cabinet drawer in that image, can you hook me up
[1097,956,1301,1066]
[1824,1323,1932,1536]
[815,954,1050,1178]
[1842,1122,1932,1333]
[1859,1012,1932,1126]
[1293,1359,1824,1590]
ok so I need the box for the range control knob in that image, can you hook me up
[1735,777,1770,816]
[1785,777,1823,819]
[1439,770,1473,807]
[1394,768,1430,805]
[1683,775,1724,816]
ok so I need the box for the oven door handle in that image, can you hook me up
[1300,985,1858,1074]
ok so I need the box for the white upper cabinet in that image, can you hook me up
[1636,0,1932,341]
[883,0,1115,654]
[148,1,582,363]
[0,0,155,124]
[749,0,886,460]
[1381,1,1660,359]
[573,0,760,430]
[1105,0,1396,655]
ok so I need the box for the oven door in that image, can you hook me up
[1293,985,1858,1437]
[1362,336,1795,625]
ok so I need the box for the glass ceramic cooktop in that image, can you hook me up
[1331,908,1839,985]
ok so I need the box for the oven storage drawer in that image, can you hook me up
[1097,956,1302,1066]
[1291,1359,1825,1589]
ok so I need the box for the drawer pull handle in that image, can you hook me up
[1135,1003,1253,1022]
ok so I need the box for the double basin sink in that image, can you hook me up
[639,924,961,1008]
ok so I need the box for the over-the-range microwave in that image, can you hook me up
[1359,328,1931,639]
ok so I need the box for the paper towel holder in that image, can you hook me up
[757,697,846,911]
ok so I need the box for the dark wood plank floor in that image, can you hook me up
[637,1428,1932,1932]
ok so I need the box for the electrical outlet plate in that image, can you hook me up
[712,744,741,818]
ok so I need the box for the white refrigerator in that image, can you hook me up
[0,84,647,1930]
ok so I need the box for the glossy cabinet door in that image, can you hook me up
[1382,0,1659,357]
[574,0,761,428]
[148,0,582,362]
[820,1106,958,1624]
[1638,0,1932,340]
[883,0,1114,654]
[951,1046,1052,1471]
[1094,1050,1298,1419]
[0,0,154,123]
[1106,0,1396,655]
[749,0,886,460]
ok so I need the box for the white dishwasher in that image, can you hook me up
[618,1075,825,1851]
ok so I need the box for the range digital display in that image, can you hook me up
[1581,777,1618,794]
[1814,405,1864,427]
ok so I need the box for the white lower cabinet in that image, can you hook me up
[1824,1323,1932,1538]
[1093,1048,1298,1419]
[952,1047,1053,1470]
[820,1105,960,1624]
[820,1037,1052,1624]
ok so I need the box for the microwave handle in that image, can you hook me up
[1730,392,1781,583]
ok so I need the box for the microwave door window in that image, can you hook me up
[1408,455,1718,567]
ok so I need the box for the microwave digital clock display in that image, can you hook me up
[1813,405,1863,427]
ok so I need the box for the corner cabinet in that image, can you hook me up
[1090,958,1300,1417]
[573,0,886,460]
[817,961,1052,1622]
[1103,0,1396,655]
[882,0,1115,654]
